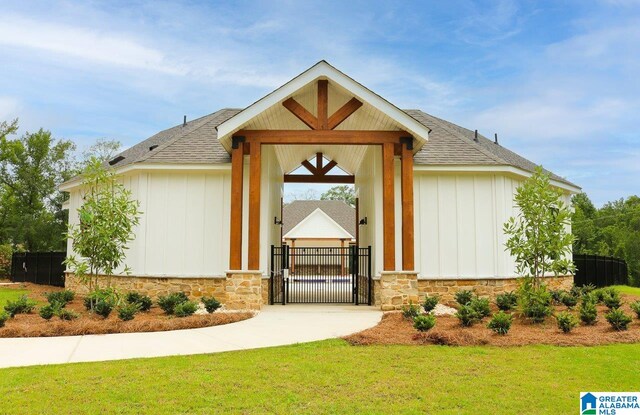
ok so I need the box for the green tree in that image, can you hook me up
[503,166,575,287]
[65,158,141,295]
[82,138,122,164]
[321,185,355,206]
[571,193,599,254]
[0,123,76,250]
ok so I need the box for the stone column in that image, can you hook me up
[378,271,419,311]
[225,270,263,310]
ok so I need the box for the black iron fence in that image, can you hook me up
[10,252,67,287]
[573,254,628,287]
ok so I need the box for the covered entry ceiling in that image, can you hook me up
[273,144,368,175]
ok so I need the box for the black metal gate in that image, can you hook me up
[270,245,371,305]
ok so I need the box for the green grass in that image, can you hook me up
[610,285,640,297]
[1,340,639,414]
[0,287,29,309]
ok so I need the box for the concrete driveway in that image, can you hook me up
[0,305,382,369]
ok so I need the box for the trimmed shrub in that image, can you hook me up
[58,309,79,321]
[560,292,578,309]
[520,287,552,323]
[401,302,420,320]
[556,311,579,333]
[454,290,474,306]
[469,297,491,318]
[422,295,439,313]
[201,296,222,313]
[496,292,518,311]
[455,305,481,327]
[174,301,198,318]
[580,284,597,296]
[157,292,189,315]
[84,288,118,311]
[578,298,598,325]
[39,304,59,320]
[413,314,436,332]
[630,301,640,319]
[592,288,606,304]
[0,311,8,328]
[125,292,152,312]
[605,308,632,331]
[549,289,566,305]
[45,290,75,307]
[603,290,622,310]
[4,295,37,317]
[93,299,114,318]
[117,303,140,321]
[487,311,512,335]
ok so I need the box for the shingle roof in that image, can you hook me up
[104,108,576,187]
[283,200,356,237]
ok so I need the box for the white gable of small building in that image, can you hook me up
[284,208,354,240]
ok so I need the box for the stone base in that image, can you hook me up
[225,271,263,310]
[378,271,419,311]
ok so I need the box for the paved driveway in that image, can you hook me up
[0,305,382,369]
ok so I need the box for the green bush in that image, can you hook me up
[125,292,152,312]
[413,314,436,332]
[578,298,598,325]
[496,292,518,311]
[58,309,79,321]
[401,302,420,320]
[39,304,59,320]
[455,305,481,327]
[591,288,606,304]
[469,297,491,318]
[560,292,578,309]
[549,289,566,305]
[580,284,597,296]
[93,299,114,318]
[157,292,190,315]
[422,295,439,313]
[603,290,622,310]
[520,287,552,323]
[487,311,513,335]
[201,296,222,313]
[84,288,119,311]
[4,295,37,317]
[117,303,140,321]
[605,308,632,331]
[45,290,75,307]
[0,311,8,328]
[630,301,640,319]
[454,290,474,306]
[556,311,579,333]
[173,301,198,318]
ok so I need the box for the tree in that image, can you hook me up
[503,166,575,287]
[82,138,122,164]
[0,123,76,250]
[65,158,141,296]
[321,185,355,206]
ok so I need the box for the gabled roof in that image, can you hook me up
[283,200,355,238]
[284,207,354,240]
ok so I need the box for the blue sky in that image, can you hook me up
[0,0,638,206]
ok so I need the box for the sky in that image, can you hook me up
[0,0,638,206]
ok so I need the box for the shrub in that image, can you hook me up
[592,288,606,304]
[0,311,8,328]
[520,287,552,323]
[454,290,474,306]
[422,295,439,313]
[125,292,152,312]
[117,303,140,321]
[93,299,114,318]
[173,301,198,318]
[487,311,513,335]
[455,305,481,327]
[496,292,518,311]
[556,311,579,333]
[560,292,578,309]
[39,304,59,320]
[58,309,79,321]
[413,314,436,332]
[84,288,119,311]
[578,298,598,325]
[605,308,632,331]
[4,295,37,317]
[401,302,420,320]
[580,284,597,296]
[157,292,190,315]
[469,297,491,318]
[45,290,75,307]
[602,290,622,310]
[549,289,566,305]
[630,301,640,319]
[201,296,222,313]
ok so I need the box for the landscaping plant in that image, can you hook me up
[125,292,152,312]
[401,302,420,320]
[549,289,566,305]
[84,288,119,311]
[578,297,598,325]
[560,292,578,309]
[413,314,436,332]
[57,309,79,321]
[602,289,622,310]
[422,295,439,313]
[630,301,640,319]
[487,311,513,335]
[201,296,222,313]
[158,292,190,315]
[93,299,114,318]
[455,305,481,327]
[495,292,518,311]
[556,311,579,333]
[518,283,553,323]
[173,301,198,318]
[39,304,59,320]
[0,311,8,328]
[605,308,632,331]
[117,303,140,321]
[469,297,491,318]
[4,295,37,317]
[454,290,474,306]
[45,290,75,307]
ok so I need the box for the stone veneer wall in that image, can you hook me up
[377,272,419,311]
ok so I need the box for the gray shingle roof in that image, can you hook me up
[283,200,356,237]
[104,108,576,187]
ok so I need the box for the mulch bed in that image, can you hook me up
[344,294,640,347]
[0,283,253,338]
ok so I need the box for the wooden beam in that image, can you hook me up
[382,142,395,271]
[319,160,337,175]
[229,141,244,270]
[316,152,323,170]
[301,160,319,175]
[282,98,317,130]
[327,98,363,129]
[237,129,407,145]
[248,142,261,270]
[401,143,415,271]
[284,174,354,184]
[317,80,328,129]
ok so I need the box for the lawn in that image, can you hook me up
[611,285,640,297]
[1,340,639,414]
[0,287,29,309]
